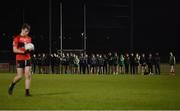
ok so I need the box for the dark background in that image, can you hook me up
[0,0,178,62]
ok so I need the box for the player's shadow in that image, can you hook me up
[34,91,72,96]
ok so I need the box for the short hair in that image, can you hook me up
[21,23,31,31]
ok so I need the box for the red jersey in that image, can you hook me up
[13,35,32,60]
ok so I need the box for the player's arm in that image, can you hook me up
[13,45,31,54]
[13,46,25,54]
[12,37,26,54]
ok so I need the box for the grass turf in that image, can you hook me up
[0,73,180,110]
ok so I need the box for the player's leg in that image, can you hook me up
[158,64,160,75]
[172,65,175,75]
[170,65,173,73]
[24,66,32,96]
[8,68,24,95]
[170,65,175,75]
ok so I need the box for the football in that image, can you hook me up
[25,43,35,51]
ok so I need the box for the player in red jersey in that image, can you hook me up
[8,23,33,96]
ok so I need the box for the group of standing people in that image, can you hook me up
[31,51,176,75]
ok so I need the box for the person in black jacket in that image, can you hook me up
[130,53,135,74]
[54,53,60,74]
[113,53,119,74]
[140,53,147,74]
[154,52,160,75]
[90,54,97,74]
[124,53,130,74]
[84,54,90,74]
[79,53,84,74]
[37,53,42,74]
[65,53,70,74]
[134,53,140,74]
[147,53,154,75]
[60,53,66,74]
[103,54,108,74]
[108,52,113,74]
[50,54,55,74]
[69,53,74,74]
[32,54,38,74]
[98,54,104,74]
[41,53,49,74]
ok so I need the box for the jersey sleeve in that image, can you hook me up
[13,37,19,48]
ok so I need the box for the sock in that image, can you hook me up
[8,82,16,95]
[9,82,16,90]
[25,89,30,95]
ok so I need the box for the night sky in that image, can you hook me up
[0,0,178,61]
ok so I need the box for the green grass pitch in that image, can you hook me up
[0,73,180,110]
